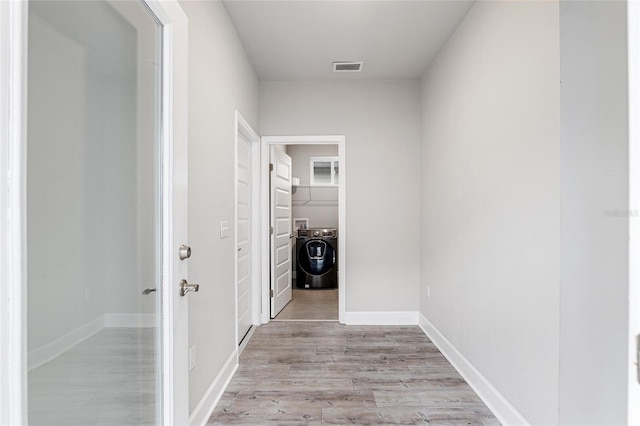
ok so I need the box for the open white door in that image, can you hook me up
[150,1,191,424]
[270,147,293,318]
[0,1,189,424]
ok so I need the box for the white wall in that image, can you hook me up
[559,1,629,424]
[288,144,339,230]
[179,0,259,415]
[260,80,421,313]
[420,1,560,424]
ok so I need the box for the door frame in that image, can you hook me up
[0,1,190,424]
[0,1,28,423]
[260,135,346,324]
[628,0,640,423]
[234,110,261,352]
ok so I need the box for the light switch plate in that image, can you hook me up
[220,221,230,239]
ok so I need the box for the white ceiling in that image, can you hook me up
[222,0,474,81]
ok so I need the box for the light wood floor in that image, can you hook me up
[209,322,499,425]
[28,328,156,426]
[274,288,338,321]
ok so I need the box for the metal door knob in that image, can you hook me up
[179,244,192,260]
[179,279,199,297]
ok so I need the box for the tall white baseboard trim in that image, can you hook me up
[28,316,104,371]
[190,349,239,426]
[418,313,529,426]
[28,313,156,370]
[104,313,156,328]
[344,311,419,325]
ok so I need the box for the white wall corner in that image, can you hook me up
[28,316,105,371]
[189,349,239,426]
[344,311,419,325]
[418,313,529,426]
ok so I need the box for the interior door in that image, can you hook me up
[237,133,252,341]
[22,1,189,424]
[270,146,293,317]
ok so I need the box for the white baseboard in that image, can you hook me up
[28,316,104,371]
[190,349,239,426]
[28,313,156,370]
[344,310,419,325]
[418,313,529,426]
[104,313,156,328]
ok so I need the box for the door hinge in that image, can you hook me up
[270,226,273,235]
[269,163,274,172]
[270,289,274,298]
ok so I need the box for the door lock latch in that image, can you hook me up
[179,279,199,297]
[179,244,192,260]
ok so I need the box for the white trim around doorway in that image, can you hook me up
[0,1,28,424]
[259,135,346,324]
[234,110,261,350]
[627,1,640,423]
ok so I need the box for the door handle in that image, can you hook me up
[142,288,156,295]
[179,279,199,297]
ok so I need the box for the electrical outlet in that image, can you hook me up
[427,285,431,298]
[189,346,196,371]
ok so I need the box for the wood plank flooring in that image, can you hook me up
[274,289,338,321]
[208,322,499,425]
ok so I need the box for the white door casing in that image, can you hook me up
[628,1,640,423]
[0,1,190,424]
[236,119,253,343]
[270,147,293,318]
[260,136,346,325]
[0,1,28,423]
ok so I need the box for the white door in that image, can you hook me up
[270,147,293,317]
[156,2,191,423]
[237,133,252,341]
[0,1,190,424]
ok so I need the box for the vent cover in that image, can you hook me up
[333,61,363,72]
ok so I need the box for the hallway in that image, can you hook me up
[209,322,497,425]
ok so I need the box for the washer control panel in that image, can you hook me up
[298,228,337,238]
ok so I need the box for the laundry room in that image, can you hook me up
[274,143,339,320]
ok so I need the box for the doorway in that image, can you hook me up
[273,145,339,321]
[260,136,346,324]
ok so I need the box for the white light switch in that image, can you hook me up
[220,221,230,239]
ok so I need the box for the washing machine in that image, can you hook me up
[296,228,338,289]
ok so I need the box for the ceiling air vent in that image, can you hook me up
[333,61,363,73]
